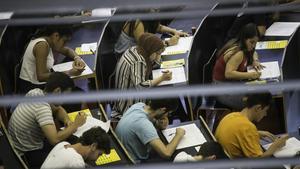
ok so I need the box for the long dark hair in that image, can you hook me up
[217,23,259,64]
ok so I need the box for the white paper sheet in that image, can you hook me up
[162,123,206,150]
[152,66,186,86]
[52,61,94,78]
[263,137,300,157]
[81,42,97,52]
[92,8,112,17]
[73,117,110,137]
[265,22,300,36]
[0,12,13,20]
[247,61,280,80]
[162,36,193,55]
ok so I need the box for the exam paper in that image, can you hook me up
[52,61,94,78]
[81,42,97,52]
[152,66,186,86]
[162,123,206,150]
[263,137,300,157]
[247,61,280,80]
[73,117,110,137]
[265,22,300,36]
[162,36,193,55]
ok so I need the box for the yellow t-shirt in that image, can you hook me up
[215,112,263,158]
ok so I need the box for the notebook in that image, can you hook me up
[68,109,92,122]
[95,149,121,165]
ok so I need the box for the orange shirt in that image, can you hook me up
[215,112,263,158]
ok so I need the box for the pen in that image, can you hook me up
[90,49,95,55]
[168,133,175,136]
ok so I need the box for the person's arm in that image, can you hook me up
[149,128,185,158]
[261,135,289,157]
[34,41,52,82]
[58,47,85,69]
[252,51,265,71]
[51,105,72,126]
[41,112,86,145]
[157,24,189,37]
[151,71,172,86]
[132,20,146,42]
[225,51,261,80]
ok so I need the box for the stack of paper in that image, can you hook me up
[52,61,94,78]
[265,22,300,36]
[247,61,280,80]
[81,42,97,53]
[255,40,288,50]
[263,137,300,157]
[162,36,193,55]
[162,123,206,150]
[152,66,187,86]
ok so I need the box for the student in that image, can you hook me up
[115,99,185,163]
[173,141,228,162]
[212,23,264,109]
[114,15,189,55]
[18,25,85,94]
[41,127,111,169]
[215,93,288,158]
[8,72,87,168]
[112,33,172,118]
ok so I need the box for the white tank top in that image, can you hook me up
[19,38,54,85]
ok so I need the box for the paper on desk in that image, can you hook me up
[73,117,110,137]
[263,137,300,157]
[52,61,94,78]
[152,66,186,86]
[81,42,97,52]
[0,12,13,20]
[162,36,193,55]
[92,8,112,17]
[247,61,280,80]
[255,40,288,50]
[160,59,185,69]
[265,22,300,36]
[162,123,206,150]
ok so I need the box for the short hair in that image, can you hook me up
[197,141,227,159]
[147,98,178,112]
[44,72,74,92]
[244,92,272,108]
[78,127,111,154]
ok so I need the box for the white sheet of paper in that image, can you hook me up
[73,117,110,137]
[81,42,97,52]
[265,22,300,36]
[92,8,112,17]
[162,123,206,150]
[0,12,13,20]
[152,66,186,86]
[162,36,193,55]
[52,61,93,78]
[263,137,300,157]
[195,146,200,152]
[247,61,280,80]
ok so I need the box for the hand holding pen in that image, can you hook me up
[161,70,172,81]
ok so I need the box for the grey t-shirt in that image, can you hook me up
[115,102,159,162]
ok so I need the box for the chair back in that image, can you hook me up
[0,116,29,169]
[196,107,231,134]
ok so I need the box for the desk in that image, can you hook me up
[62,21,109,91]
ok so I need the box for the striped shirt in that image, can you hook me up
[8,88,54,154]
[113,46,151,116]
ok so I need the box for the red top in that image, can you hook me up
[213,52,248,81]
